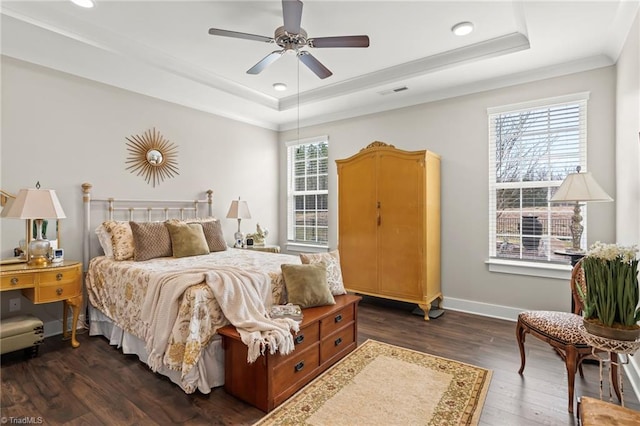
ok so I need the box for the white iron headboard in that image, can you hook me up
[81,182,213,269]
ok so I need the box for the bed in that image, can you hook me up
[81,183,304,394]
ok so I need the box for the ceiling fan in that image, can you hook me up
[208,0,370,79]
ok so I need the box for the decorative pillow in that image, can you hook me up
[103,221,134,261]
[299,250,347,295]
[281,263,335,309]
[95,224,114,258]
[130,221,172,261]
[165,221,210,258]
[200,220,228,252]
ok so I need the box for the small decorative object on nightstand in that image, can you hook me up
[246,223,269,246]
[0,260,83,348]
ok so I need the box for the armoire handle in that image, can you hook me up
[377,201,381,226]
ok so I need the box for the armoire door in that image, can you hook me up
[337,152,378,294]
[376,151,425,300]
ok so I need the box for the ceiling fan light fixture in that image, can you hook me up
[70,0,95,8]
[273,83,288,91]
[452,21,474,36]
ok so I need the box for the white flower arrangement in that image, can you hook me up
[586,241,638,263]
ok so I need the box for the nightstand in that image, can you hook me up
[0,260,83,348]
[243,245,281,253]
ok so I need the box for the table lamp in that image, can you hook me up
[550,166,612,252]
[226,197,251,248]
[0,183,66,266]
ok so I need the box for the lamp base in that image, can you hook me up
[28,238,51,267]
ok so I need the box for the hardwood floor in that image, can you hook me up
[2,297,639,425]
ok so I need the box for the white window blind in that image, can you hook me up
[286,136,329,246]
[488,93,588,262]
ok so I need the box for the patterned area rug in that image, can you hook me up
[253,339,492,426]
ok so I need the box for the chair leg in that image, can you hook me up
[516,319,527,374]
[565,345,577,414]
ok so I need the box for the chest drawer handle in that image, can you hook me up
[56,288,64,296]
[56,273,63,281]
[295,334,305,345]
[10,277,19,285]
[334,314,343,323]
[294,361,305,372]
[335,337,343,346]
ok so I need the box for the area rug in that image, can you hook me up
[253,339,492,426]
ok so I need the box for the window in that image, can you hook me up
[287,136,329,247]
[488,93,588,263]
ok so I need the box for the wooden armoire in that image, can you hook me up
[336,141,441,320]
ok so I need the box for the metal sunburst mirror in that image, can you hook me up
[125,128,179,187]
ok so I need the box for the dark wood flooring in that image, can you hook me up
[2,297,639,425]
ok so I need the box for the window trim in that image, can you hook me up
[487,92,589,274]
[286,135,329,248]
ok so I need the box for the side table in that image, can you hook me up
[243,244,281,253]
[554,250,585,266]
[579,324,640,407]
[0,260,83,348]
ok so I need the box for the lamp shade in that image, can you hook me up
[0,188,66,219]
[226,199,251,220]
[550,171,613,203]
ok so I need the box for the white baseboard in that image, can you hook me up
[442,297,520,322]
[42,313,86,339]
[625,355,640,403]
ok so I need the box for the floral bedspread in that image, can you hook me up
[85,248,300,392]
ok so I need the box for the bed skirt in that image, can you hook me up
[88,306,225,393]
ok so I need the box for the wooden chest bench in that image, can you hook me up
[218,294,361,412]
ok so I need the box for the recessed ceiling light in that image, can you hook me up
[452,22,474,36]
[70,0,95,9]
[273,83,288,91]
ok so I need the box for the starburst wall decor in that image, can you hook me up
[125,128,179,187]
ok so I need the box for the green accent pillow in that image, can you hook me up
[165,221,210,258]
[281,263,335,308]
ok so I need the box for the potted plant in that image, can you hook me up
[578,242,640,341]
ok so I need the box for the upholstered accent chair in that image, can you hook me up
[515,259,620,413]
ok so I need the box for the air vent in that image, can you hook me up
[378,86,409,96]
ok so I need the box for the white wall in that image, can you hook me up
[616,12,640,247]
[0,56,280,331]
[280,66,617,318]
[614,8,640,403]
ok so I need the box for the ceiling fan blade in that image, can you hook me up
[247,50,284,75]
[208,28,273,43]
[298,51,332,79]
[282,0,303,34]
[309,35,370,48]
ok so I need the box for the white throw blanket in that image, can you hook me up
[141,269,211,372]
[205,267,300,363]
[141,266,299,372]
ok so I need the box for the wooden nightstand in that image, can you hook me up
[0,260,83,348]
[243,244,281,253]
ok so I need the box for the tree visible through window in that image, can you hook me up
[488,94,588,261]
[287,137,329,246]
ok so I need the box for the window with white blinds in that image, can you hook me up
[488,93,588,262]
[286,136,329,247]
